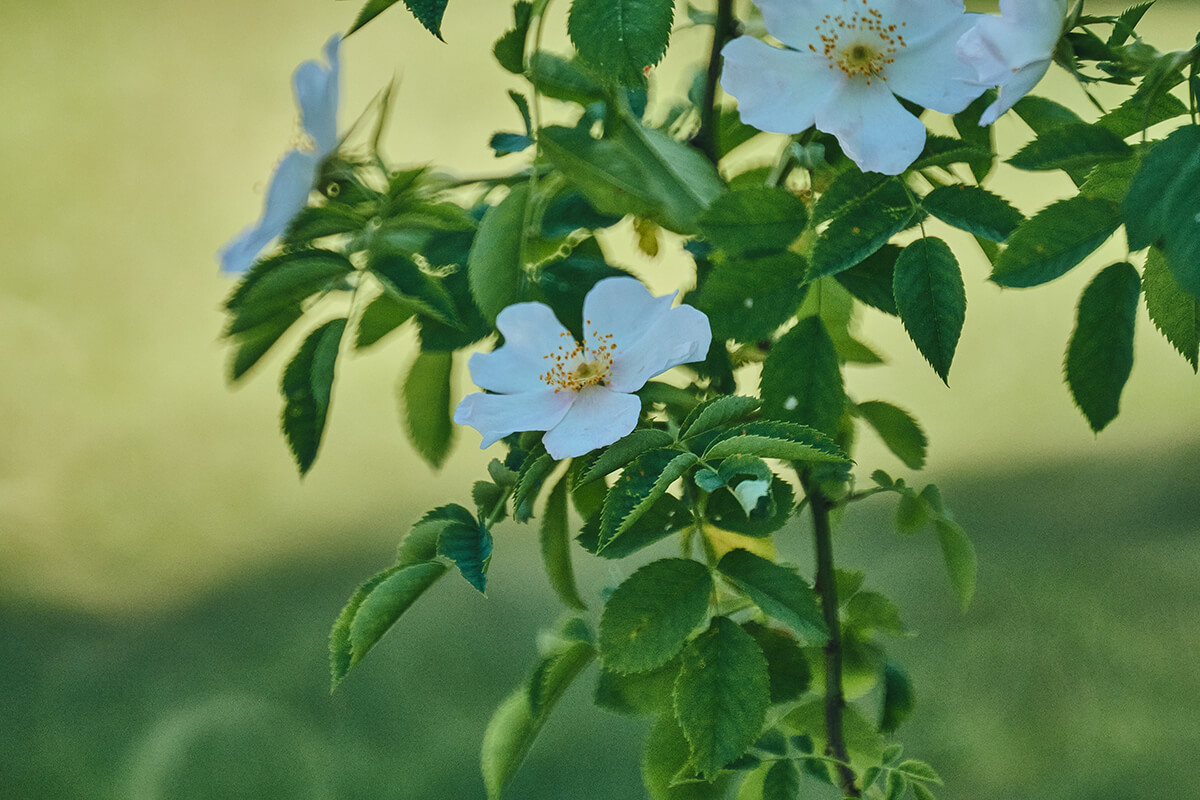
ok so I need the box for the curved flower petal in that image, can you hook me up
[453,389,575,449]
[816,79,927,175]
[754,0,833,51]
[218,150,319,274]
[978,59,1050,125]
[720,37,832,134]
[294,34,341,156]
[606,304,711,393]
[886,12,985,113]
[468,302,573,394]
[541,385,642,460]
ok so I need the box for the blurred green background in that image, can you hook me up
[2,1,1198,798]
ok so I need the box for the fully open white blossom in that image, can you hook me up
[218,35,341,274]
[454,277,712,460]
[721,0,984,175]
[957,0,1067,126]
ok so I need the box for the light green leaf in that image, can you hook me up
[679,395,760,441]
[854,401,927,470]
[567,0,674,86]
[912,784,937,800]
[934,518,977,612]
[674,616,770,778]
[643,712,730,800]
[540,474,587,611]
[991,196,1122,288]
[468,183,528,324]
[717,550,828,644]
[396,503,475,565]
[599,558,713,673]
[599,448,698,549]
[699,187,810,256]
[759,316,845,436]
[1065,262,1141,432]
[921,185,1023,242]
[280,318,346,475]
[348,0,448,38]
[577,428,676,485]
[1143,246,1200,371]
[1007,123,1131,172]
[401,350,454,469]
[810,179,915,279]
[896,759,942,785]
[703,420,847,464]
[893,237,965,384]
[594,658,680,716]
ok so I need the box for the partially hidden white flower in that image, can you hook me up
[956,0,1067,126]
[218,35,342,274]
[454,277,712,461]
[720,0,985,175]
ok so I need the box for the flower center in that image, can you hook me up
[539,323,618,393]
[808,1,907,83]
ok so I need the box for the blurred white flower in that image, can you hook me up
[218,35,341,274]
[454,277,712,460]
[957,0,1068,125]
[720,0,984,175]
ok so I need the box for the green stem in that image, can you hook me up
[805,477,861,798]
[694,0,736,165]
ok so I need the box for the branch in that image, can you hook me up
[693,0,736,164]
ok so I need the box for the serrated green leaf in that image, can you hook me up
[493,1,532,73]
[834,244,900,315]
[567,0,674,86]
[577,428,676,485]
[1143,246,1200,371]
[742,621,811,703]
[693,251,808,342]
[680,395,760,441]
[763,759,801,800]
[885,770,908,800]
[812,169,889,224]
[879,663,915,734]
[401,349,454,469]
[921,185,1023,242]
[355,292,414,350]
[280,318,346,475]
[599,558,713,673]
[437,512,492,594]
[894,489,929,534]
[1108,2,1154,46]
[225,249,354,331]
[1124,126,1200,295]
[579,492,692,558]
[616,118,724,234]
[283,203,368,245]
[540,474,586,611]
[717,550,828,644]
[854,401,927,469]
[529,52,607,105]
[396,503,476,565]
[370,250,460,328]
[810,179,915,279]
[468,183,528,324]
[1013,95,1086,132]
[893,237,965,384]
[759,316,845,436]
[1079,157,1139,202]
[699,187,809,256]
[1007,123,1131,172]
[226,303,304,382]
[329,560,448,689]
[595,657,680,716]
[348,0,447,38]
[472,481,507,522]
[643,712,731,800]
[952,90,997,181]
[991,195,1122,288]
[703,420,847,464]
[514,445,556,522]
[1097,89,1188,139]
[1065,262,1140,431]
[599,448,698,549]
[934,518,976,612]
[674,616,770,778]
[909,134,992,174]
[896,759,942,784]
[706,476,794,538]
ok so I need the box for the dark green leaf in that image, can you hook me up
[578,492,692,558]
[1007,123,1131,172]
[693,251,807,342]
[763,759,801,800]
[348,0,448,39]
[489,131,533,155]
[599,558,712,673]
[225,249,354,330]
[567,0,674,86]
[835,244,900,315]
[717,550,827,644]
[226,303,303,381]
[1079,157,1139,201]
[1013,95,1086,132]
[922,185,1023,242]
[594,658,680,716]
[355,293,414,350]
[1065,261,1141,432]
[437,511,493,594]
[1108,2,1154,46]
[514,445,556,522]
[673,616,770,777]
[952,90,997,181]
[699,187,809,256]
[879,663,916,734]
[810,179,915,279]
[679,395,760,441]
[577,428,675,485]
[742,622,811,703]
[284,203,368,244]
[541,474,587,610]
[909,134,992,174]
[1143,246,1200,371]
[642,712,731,800]
[401,350,454,469]
[893,237,965,383]
[280,318,346,475]
[991,196,1122,288]
[468,183,528,324]
[599,448,698,549]
[493,1,532,74]
[705,476,794,538]
[760,316,845,435]
[1124,126,1200,295]
[1097,89,1188,138]
[529,53,607,105]
[855,401,927,469]
[370,250,461,327]
[396,503,477,565]
[703,420,847,463]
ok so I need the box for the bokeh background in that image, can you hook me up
[3,0,1198,797]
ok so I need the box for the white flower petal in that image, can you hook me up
[453,388,575,449]
[541,385,642,460]
[978,58,1051,125]
[753,0,834,51]
[218,150,319,274]
[720,37,832,134]
[607,304,711,393]
[293,34,341,156]
[468,302,572,394]
[816,79,926,175]
[887,13,985,113]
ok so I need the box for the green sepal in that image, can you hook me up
[853,401,927,470]
[540,473,587,611]
[699,186,809,256]
[893,237,966,384]
[921,185,1023,242]
[567,0,674,87]
[598,557,712,674]
[991,195,1122,288]
[759,316,845,436]
[1143,246,1200,371]
[401,349,455,469]
[716,550,828,645]
[1065,261,1140,432]
[280,318,346,475]
[599,448,699,549]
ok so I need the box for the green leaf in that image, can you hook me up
[812,169,889,224]
[1079,157,1139,202]
[1108,2,1154,46]
[885,770,908,800]
[578,493,692,558]
[225,249,354,331]
[396,504,475,565]
[1143,246,1200,371]
[680,395,760,441]
[436,507,493,593]
[348,0,448,39]
[1012,95,1085,132]
[763,759,801,800]
[514,445,556,522]
[528,617,596,715]
[718,550,828,644]
[693,251,808,342]
[1007,123,1132,172]
[540,474,587,610]
[329,560,448,688]
[912,784,937,800]
[896,759,942,785]
[599,558,713,673]
[468,183,528,324]
[742,622,811,703]
[991,196,1122,288]
[893,237,966,384]
[643,712,730,800]
[529,53,607,105]
[401,350,454,469]
[1097,89,1188,139]
[599,448,698,549]
[493,1,532,74]
[759,316,845,436]
[705,476,795,538]
[370,251,461,328]
[699,187,809,256]
[921,185,1023,242]
[834,244,900,315]
[1065,261,1141,432]
[355,293,414,350]
[952,90,997,181]
[225,303,304,382]
[280,318,346,475]
[577,428,675,485]
[810,179,915,279]
[854,401,927,469]
[594,658,680,716]
[567,0,674,86]
[909,134,992,174]
[934,518,977,612]
[1124,126,1200,295]
[879,662,916,734]
[673,616,770,778]
[703,420,847,464]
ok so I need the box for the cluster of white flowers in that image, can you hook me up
[721,0,1067,174]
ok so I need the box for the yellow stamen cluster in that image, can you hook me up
[540,323,618,393]
[808,0,907,84]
